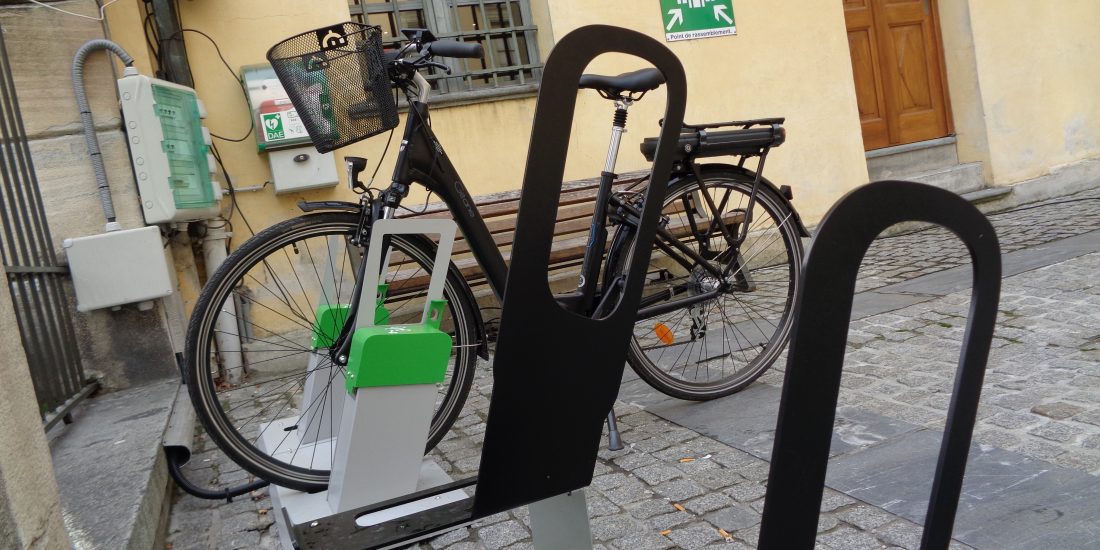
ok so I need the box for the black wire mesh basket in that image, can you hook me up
[266,22,399,153]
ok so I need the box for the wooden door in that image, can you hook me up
[844,0,951,150]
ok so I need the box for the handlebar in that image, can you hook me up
[385,35,484,103]
[425,40,484,59]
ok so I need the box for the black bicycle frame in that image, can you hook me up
[375,97,750,321]
[385,100,509,300]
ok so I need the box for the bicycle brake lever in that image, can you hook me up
[419,61,452,74]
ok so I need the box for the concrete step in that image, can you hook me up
[867,136,959,181]
[866,162,988,238]
[962,186,1013,204]
[903,161,986,195]
[49,379,179,550]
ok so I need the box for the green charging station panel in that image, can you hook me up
[345,300,451,392]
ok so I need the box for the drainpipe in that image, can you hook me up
[201,218,244,384]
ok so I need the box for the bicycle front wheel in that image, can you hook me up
[184,212,479,492]
[619,168,803,400]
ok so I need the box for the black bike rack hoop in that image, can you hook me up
[474,23,688,515]
[757,180,1002,550]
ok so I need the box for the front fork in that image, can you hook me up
[327,193,385,367]
[327,153,406,367]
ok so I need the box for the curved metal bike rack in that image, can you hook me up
[757,180,1002,550]
[475,22,687,515]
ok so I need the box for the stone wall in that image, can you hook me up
[2,0,177,390]
[0,267,69,549]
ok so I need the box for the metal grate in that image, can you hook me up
[0,27,96,429]
[349,0,541,95]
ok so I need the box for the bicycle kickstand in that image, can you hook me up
[606,409,624,451]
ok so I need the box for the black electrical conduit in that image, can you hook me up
[165,446,269,502]
[163,380,269,502]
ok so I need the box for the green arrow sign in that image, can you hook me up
[660,0,736,42]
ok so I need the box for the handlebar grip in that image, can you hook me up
[427,40,484,59]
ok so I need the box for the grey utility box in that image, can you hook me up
[269,146,339,194]
[62,226,173,312]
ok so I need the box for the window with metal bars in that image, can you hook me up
[349,0,541,97]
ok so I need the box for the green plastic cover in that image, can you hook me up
[311,284,391,349]
[345,300,451,391]
[150,83,215,209]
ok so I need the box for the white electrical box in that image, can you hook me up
[63,226,173,312]
[118,73,222,224]
[269,147,339,194]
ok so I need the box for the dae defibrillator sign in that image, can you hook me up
[262,113,285,141]
[660,0,736,42]
[259,102,310,148]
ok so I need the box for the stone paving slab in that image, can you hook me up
[839,227,1100,322]
[878,229,1100,298]
[826,429,1100,549]
[644,384,922,461]
[51,379,178,550]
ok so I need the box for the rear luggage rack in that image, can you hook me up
[640,118,786,162]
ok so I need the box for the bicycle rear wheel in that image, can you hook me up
[184,212,479,492]
[619,167,803,400]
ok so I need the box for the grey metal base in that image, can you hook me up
[259,419,466,550]
[529,490,594,549]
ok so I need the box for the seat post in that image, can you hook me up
[573,98,633,313]
[603,99,632,174]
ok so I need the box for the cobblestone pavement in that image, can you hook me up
[827,250,1100,477]
[854,187,1100,293]
[165,187,1100,549]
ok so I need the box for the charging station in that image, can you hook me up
[262,217,467,549]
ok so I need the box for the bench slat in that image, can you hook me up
[386,211,744,295]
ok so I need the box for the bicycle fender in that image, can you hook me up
[296,200,360,213]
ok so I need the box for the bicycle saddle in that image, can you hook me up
[579,68,665,97]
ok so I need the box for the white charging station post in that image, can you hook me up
[263,218,466,549]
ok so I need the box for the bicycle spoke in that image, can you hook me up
[624,174,799,397]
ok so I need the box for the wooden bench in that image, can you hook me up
[388,170,744,302]
[391,172,645,299]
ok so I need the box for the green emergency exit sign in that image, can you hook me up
[660,0,736,42]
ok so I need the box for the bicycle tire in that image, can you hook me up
[616,167,803,400]
[184,211,479,492]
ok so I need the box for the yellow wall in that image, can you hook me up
[952,0,1100,185]
[102,0,1100,242]
[937,0,991,181]
[108,0,865,250]
[542,0,867,222]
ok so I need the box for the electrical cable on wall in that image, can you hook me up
[29,0,118,21]
[210,143,256,237]
[72,39,135,229]
[160,28,254,142]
